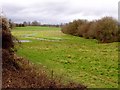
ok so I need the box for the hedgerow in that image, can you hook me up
[61,16,119,43]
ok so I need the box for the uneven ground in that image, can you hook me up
[12,26,119,88]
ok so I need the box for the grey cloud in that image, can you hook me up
[2,4,25,14]
[1,0,118,24]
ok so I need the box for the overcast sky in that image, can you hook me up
[0,0,119,24]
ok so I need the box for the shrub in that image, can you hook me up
[1,16,19,70]
[87,21,97,39]
[77,21,90,38]
[9,19,16,29]
[95,17,118,43]
[61,19,88,36]
[1,17,14,51]
[118,25,120,41]
[61,21,78,35]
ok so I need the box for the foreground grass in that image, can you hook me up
[12,26,118,88]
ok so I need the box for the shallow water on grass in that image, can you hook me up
[36,37,63,42]
[19,40,31,42]
[22,34,36,38]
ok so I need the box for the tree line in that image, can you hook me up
[9,20,62,28]
[61,17,119,43]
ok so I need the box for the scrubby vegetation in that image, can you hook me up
[2,17,86,89]
[61,17,119,43]
[2,17,16,70]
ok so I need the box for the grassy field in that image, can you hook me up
[12,26,118,88]
[13,26,60,31]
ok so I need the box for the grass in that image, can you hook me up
[14,26,61,31]
[12,26,119,88]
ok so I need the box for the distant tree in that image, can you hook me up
[23,21,27,26]
[15,23,19,27]
[9,19,16,29]
[31,21,40,26]
[28,21,31,26]
[22,24,25,27]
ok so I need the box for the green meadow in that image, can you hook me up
[12,26,118,88]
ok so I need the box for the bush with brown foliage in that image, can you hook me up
[95,17,118,43]
[1,16,86,89]
[61,16,119,43]
[61,19,87,36]
[118,25,120,41]
[2,17,14,50]
[1,17,16,70]
[86,21,97,39]
[77,21,91,38]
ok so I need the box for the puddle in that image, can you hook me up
[19,40,31,42]
[22,34,36,38]
[36,37,62,42]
